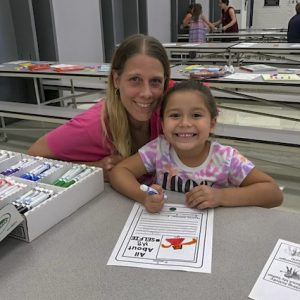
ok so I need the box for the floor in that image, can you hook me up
[1,110,299,214]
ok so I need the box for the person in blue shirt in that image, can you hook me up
[287,3,300,43]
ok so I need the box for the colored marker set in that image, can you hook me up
[0,158,36,176]
[20,162,62,181]
[12,187,54,214]
[0,150,14,162]
[54,166,95,188]
[0,178,26,200]
[0,149,104,243]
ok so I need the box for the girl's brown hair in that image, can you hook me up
[160,80,218,120]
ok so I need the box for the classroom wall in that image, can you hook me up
[51,0,104,63]
[146,0,171,42]
[195,0,209,18]
[0,0,18,62]
[0,0,35,103]
[252,0,298,29]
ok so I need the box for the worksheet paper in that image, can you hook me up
[232,43,257,48]
[224,73,261,80]
[249,239,300,300]
[107,203,214,273]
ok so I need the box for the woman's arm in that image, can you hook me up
[202,16,217,31]
[186,168,283,209]
[27,134,57,158]
[28,134,123,182]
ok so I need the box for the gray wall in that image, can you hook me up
[52,0,104,63]
[0,0,18,62]
[147,0,170,43]
[0,0,36,103]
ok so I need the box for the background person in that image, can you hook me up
[110,80,283,213]
[28,34,170,181]
[180,4,194,34]
[287,3,300,43]
[184,3,216,43]
[213,0,238,34]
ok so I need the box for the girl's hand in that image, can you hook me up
[143,184,165,213]
[185,185,222,209]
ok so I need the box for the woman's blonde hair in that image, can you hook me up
[103,34,170,157]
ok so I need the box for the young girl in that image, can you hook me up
[109,80,283,213]
[183,4,216,43]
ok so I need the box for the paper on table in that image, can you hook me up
[6,60,31,64]
[107,203,214,273]
[262,74,300,81]
[163,43,177,47]
[249,239,300,300]
[232,43,257,48]
[224,73,261,80]
[181,43,201,47]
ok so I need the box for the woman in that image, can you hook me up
[214,0,238,34]
[28,34,170,181]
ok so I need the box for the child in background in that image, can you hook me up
[183,4,216,43]
[109,80,283,213]
[180,4,194,33]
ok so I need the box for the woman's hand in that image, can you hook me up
[143,184,165,213]
[90,154,123,181]
[185,185,222,209]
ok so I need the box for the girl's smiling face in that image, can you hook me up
[162,90,216,158]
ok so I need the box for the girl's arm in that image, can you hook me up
[223,7,237,31]
[218,168,283,208]
[213,19,221,27]
[202,16,217,31]
[109,153,147,202]
[109,153,164,212]
[183,13,192,27]
[186,168,283,209]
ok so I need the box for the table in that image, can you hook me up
[0,184,299,299]
[164,42,300,66]
[164,42,238,64]
[229,43,300,65]
[0,61,109,105]
[206,31,287,42]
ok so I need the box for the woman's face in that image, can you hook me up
[113,54,165,123]
[218,1,225,9]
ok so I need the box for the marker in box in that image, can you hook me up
[53,166,85,187]
[140,184,167,200]
[18,189,54,214]
[62,168,94,188]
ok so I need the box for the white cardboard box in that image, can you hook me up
[0,150,103,242]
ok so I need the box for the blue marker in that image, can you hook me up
[140,184,167,200]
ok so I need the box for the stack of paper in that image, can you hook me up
[240,64,277,72]
[262,74,300,81]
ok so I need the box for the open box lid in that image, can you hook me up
[0,204,24,242]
